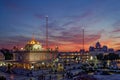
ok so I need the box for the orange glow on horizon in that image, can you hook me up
[1,40,119,51]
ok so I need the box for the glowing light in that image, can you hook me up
[10,74,14,80]
[21,48,23,50]
[90,56,93,60]
[42,62,44,65]
[3,63,6,66]
[31,65,34,69]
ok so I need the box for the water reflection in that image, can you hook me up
[117,63,120,68]
[10,74,14,80]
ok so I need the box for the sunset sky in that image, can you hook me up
[0,0,120,51]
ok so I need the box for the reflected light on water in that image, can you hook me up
[117,63,120,68]
[10,74,14,80]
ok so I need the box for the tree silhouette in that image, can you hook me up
[0,49,13,60]
[96,53,104,60]
[108,53,119,61]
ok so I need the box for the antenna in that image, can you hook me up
[46,16,48,50]
[82,27,84,51]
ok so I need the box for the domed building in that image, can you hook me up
[96,42,101,49]
[10,38,58,70]
[13,38,54,62]
[24,39,43,51]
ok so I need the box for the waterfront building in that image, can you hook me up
[108,48,114,53]
[57,52,90,63]
[13,38,51,62]
[116,50,120,54]
[0,38,57,70]
[96,42,101,49]
[102,45,108,52]
[89,46,95,52]
[89,42,114,56]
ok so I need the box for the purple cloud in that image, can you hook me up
[3,0,23,12]
[34,14,45,19]
[4,1,18,9]
[49,26,102,45]
[112,28,120,33]
[112,20,120,27]
[62,10,93,27]
[112,20,120,33]
[113,36,120,38]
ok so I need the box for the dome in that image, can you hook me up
[27,40,40,45]
[24,39,42,51]
[96,42,101,48]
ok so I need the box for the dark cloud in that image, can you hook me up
[49,26,102,45]
[112,20,120,33]
[62,10,93,27]
[34,14,45,19]
[42,20,103,46]
[4,1,18,9]
[0,36,30,44]
[0,34,61,49]
[76,10,93,21]
[112,20,120,27]
[3,0,24,12]
[3,0,38,12]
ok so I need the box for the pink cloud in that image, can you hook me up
[50,27,102,46]
[114,36,120,38]
[112,28,120,33]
